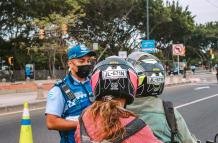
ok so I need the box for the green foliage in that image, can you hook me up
[185,22,218,64]
[0,0,83,72]
[0,0,217,71]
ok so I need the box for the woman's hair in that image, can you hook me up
[85,98,137,142]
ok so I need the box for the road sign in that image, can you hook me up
[141,40,156,53]
[141,40,155,49]
[118,51,127,59]
[93,43,99,50]
[172,44,185,56]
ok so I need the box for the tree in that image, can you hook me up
[1,0,217,74]
[0,0,83,75]
[76,0,138,61]
[31,0,84,77]
[187,22,218,66]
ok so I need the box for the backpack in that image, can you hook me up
[79,114,146,143]
[163,101,178,143]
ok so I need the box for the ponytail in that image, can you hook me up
[85,99,136,142]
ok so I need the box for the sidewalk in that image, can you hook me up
[0,75,199,115]
[0,79,56,95]
[0,91,47,115]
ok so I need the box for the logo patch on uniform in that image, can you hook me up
[67,100,76,108]
[74,92,87,99]
[80,45,88,52]
[48,92,56,100]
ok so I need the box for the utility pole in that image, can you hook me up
[146,0,149,40]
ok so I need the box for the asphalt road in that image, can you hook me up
[0,109,59,143]
[0,77,217,143]
[162,82,218,142]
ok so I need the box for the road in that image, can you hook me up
[0,109,59,143]
[0,74,217,143]
[162,82,218,142]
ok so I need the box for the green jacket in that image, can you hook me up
[127,96,197,143]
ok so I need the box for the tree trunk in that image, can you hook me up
[52,48,57,78]
[60,53,66,69]
[48,49,52,77]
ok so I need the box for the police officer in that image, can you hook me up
[45,44,96,143]
[127,51,197,143]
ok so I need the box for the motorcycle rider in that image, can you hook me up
[127,51,198,143]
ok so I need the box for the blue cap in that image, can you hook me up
[67,45,96,60]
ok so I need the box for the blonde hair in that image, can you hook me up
[85,99,137,142]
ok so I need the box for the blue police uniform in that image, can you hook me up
[45,44,96,143]
[46,73,94,143]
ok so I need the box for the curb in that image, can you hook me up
[0,88,35,95]
[165,81,192,87]
[0,81,193,115]
[0,100,46,115]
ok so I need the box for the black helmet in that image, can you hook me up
[91,56,138,105]
[127,51,165,97]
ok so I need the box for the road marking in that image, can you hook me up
[165,83,191,88]
[175,94,218,109]
[194,86,210,90]
[0,107,45,116]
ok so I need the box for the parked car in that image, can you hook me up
[0,69,10,81]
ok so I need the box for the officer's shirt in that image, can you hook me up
[45,74,93,143]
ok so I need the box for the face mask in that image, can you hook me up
[76,65,93,78]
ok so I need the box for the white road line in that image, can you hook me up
[0,107,45,117]
[175,94,218,109]
[194,86,210,90]
[165,84,191,88]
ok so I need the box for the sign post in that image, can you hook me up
[172,44,186,75]
[177,55,180,75]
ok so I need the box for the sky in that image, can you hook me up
[166,0,218,24]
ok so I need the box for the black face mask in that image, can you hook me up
[76,65,93,78]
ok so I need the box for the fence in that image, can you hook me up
[0,70,66,82]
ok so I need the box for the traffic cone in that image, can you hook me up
[19,102,33,143]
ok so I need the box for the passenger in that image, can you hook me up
[75,56,162,143]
